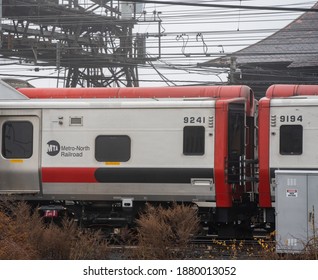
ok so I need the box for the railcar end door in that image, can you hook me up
[227,103,245,185]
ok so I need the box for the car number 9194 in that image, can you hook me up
[280,115,303,122]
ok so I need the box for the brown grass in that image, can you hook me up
[2,199,318,260]
[128,203,200,259]
[0,200,109,260]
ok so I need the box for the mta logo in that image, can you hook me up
[47,140,60,156]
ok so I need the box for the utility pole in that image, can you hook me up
[0,0,161,87]
[229,56,237,84]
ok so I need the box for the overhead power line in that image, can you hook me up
[129,0,318,12]
[1,0,316,87]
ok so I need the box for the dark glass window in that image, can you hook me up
[2,121,33,158]
[183,126,205,155]
[95,135,131,162]
[280,125,303,155]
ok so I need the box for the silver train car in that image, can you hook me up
[0,81,258,236]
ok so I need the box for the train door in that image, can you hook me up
[0,114,41,193]
[214,100,249,210]
[227,103,245,186]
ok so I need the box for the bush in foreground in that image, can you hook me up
[0,200,109,260]
[2,199,318,260]
[128,203,200,259]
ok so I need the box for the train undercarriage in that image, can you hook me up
[32,199,274,239]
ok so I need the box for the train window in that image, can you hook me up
[95,135,131,162]
[280,125,303,155]
[183,126,205,155]
[2,121,33,159]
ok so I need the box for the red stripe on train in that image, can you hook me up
[214,99,232,208]
[42,167,97,183]
[258,98,272,208]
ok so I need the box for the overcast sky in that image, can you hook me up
[1,0,316,87]
[134,0,317,86]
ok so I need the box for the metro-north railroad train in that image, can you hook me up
[0,80,317,238]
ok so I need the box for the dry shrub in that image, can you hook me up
[0,200,109,260]
[34,220,74,259]
[0,201,41,259]
[34,219,109,260]
[246,237,318,260]
[131,203,200,259]
[302,240,318,259]
[70,227,110,260]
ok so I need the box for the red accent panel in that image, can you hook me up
[258,98,271,207]
[266,84,318,98]
[19,85,247,97]
[42,167,97,183]
[18,86,254,115]
[214,100,232,207]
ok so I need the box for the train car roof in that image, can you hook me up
[15,85,255,115]
[261,84,318,106]
[266,84,318,98]
[18,85,253,100]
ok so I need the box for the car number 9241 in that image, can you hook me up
[184,117,206,124]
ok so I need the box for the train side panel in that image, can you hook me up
[259,84,318,229]
[269,101,318,171]
[40,103,216,202]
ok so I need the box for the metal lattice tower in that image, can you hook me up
[0,0,161,87]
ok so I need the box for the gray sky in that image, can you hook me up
[0,0,316,87]
[135,0,317,86]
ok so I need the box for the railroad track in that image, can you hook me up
[105,235,276,260]
[189,236,275,258]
